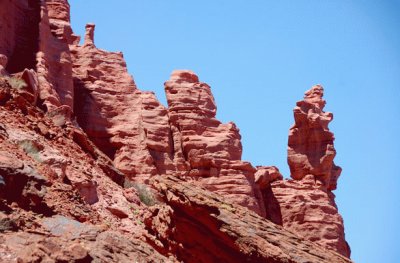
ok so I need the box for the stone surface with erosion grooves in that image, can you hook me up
[165,70,264,215]
[0,76,152,245]
[0,0,76,114]
[268,176,351,258]
[0,0,40,74]
[71,25,184,181]
[37,0,77,113]
[0,216,169,263]
[260,85,350,257]
[0,0,352,260]
[287,84,341,190]
[145,176,352,263]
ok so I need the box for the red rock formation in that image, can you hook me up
[268,177,351,257]
[255,166,283,189]
[145,176,352,263]
[0,75,352,262]
[165,70,263,215]
[0,0,76,113]
[0,0,352,261]
[0,77,137,225]
[72,60,263,214]
[0,215,168,262]
[259,85,350,257]
[36,0,76,112]
[70,25,185,182]
[0,0,40,74]
[288,85,341,190]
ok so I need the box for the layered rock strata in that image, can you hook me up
[0,0,77,113]
[0,77,351,262]
[288,85,341,190]
[71,25,184,182]
[0,0,351,261]
[260,85,350,257]
[145,176,352,263]
[165,70,263,214]
[0,216,168,263]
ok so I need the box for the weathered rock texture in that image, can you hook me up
[288,85,341,190]
[0,215,169,263]
[259,85,351,257]
[145,176,352,263]
[0,0,40,74]
[165,70,263,215]
[71,26,183,182]
[0,76,172,261]
[267,177,351,257]
[72,40,263,214]
[0,0,351,261]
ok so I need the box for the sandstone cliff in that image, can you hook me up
[0,0,351,262]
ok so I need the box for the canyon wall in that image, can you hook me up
[0,0,351,261]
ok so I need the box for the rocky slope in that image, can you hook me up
[0,0,351,262]
[145,176,351,263]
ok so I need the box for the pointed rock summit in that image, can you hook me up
[84,23,96,46]
[259,85,351,257]
[288,84,341,190]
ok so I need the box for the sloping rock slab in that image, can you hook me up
[149,176,352,263]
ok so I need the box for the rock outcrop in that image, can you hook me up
[0,215,169,263]
[259,85,350,257]
[165,70,263,215]
[0,76,138,224]
[0,0,352,261]
[0,0,40,74]
[72,46,264,214]
[71,25,183,182]
[267,176,351,257]
[287,85,341,190]
[145,176,352,263]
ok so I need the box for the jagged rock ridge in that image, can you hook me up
[0,0,351,261]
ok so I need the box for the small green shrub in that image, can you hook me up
[134,183,157,207]
[6,77,27,90]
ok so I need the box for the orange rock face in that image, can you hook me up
[0,0,352,261]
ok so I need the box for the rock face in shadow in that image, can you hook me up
[0,0,40,74]
[0,0,351,261]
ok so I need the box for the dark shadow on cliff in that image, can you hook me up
[263,186,283,226]
[6,0,40,73]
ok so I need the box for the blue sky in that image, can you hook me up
[70,1,400,262]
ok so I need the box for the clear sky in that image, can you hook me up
[70,1,400,262]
